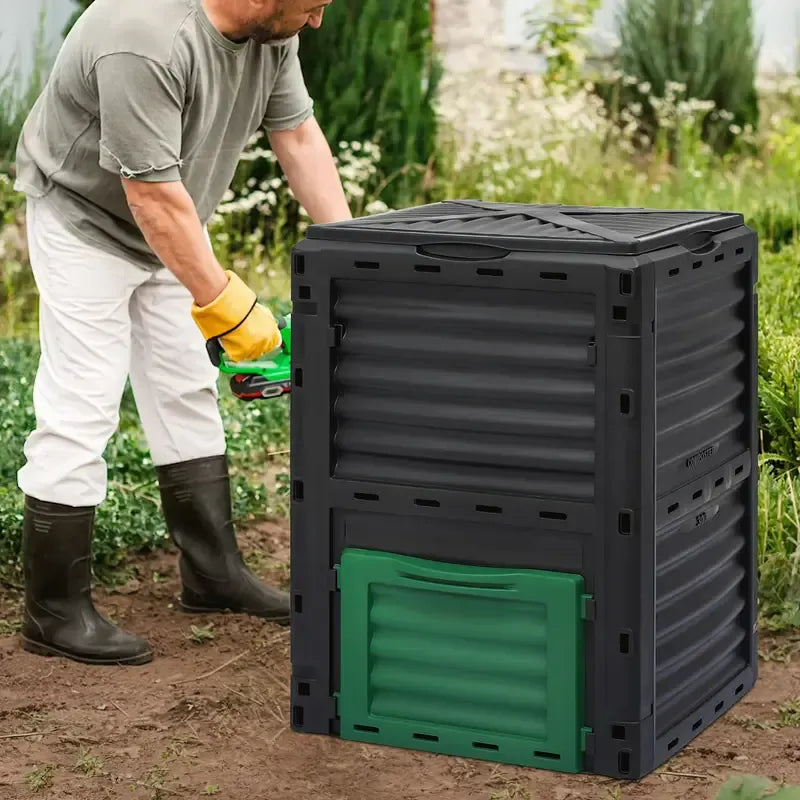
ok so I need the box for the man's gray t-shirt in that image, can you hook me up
[14,0,314,268]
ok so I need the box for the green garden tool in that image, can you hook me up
[205,314,292,400]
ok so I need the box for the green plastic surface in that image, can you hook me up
[217,312,292,381]
[337,548,589,772]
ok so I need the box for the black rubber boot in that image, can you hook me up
[20,496,153,666]
[156,455,290,625]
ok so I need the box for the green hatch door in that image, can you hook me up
[336,548,588,772]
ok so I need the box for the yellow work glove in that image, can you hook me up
[191,270,282,363]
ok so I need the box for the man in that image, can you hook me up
[13,0,351,667]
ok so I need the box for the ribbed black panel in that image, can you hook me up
[654,483,750,735]
[331,279,597,499]
[656,268,750,491]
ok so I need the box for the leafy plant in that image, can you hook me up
[25,764,55,792]
[758,355,800,471]
[74,749,105,777]
[188,623,215,645]
[715,775,800,799]
[779,698,800,727]
[525,0,603,90]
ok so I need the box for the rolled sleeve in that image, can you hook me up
[93,53,184,182]
[263,36,315,132]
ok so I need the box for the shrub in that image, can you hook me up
[608,0,760,154]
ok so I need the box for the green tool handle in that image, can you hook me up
[205,314,288,370]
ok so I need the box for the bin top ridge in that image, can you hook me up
[305,200,746,256]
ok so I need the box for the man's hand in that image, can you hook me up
[268,116,352,224]
[122,178,281,361]
[190,270,282,362]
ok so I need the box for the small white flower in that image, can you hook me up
[366,200,390,215]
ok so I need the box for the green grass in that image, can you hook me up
[756,240,800,628]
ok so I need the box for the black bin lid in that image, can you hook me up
[305,200,744,255]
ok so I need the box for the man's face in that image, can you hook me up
[244,0,331,44]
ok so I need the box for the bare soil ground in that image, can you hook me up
[1,521,799,800]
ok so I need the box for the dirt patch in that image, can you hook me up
[1,520,799,800]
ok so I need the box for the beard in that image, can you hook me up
[245,14,306,44]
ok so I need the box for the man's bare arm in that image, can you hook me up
[268,116,352,224]
[121,178,229,306]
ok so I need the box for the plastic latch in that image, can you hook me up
[330,693,339,721]
[581,595,596,621]
[581,727,595,754]
[587,342,597,366]
[328,325,344,347]
[333,564,342,590]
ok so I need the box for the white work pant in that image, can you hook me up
[18,196,227,508]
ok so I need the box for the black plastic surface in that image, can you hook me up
[305,200,744,255]
[288,203,758,780]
